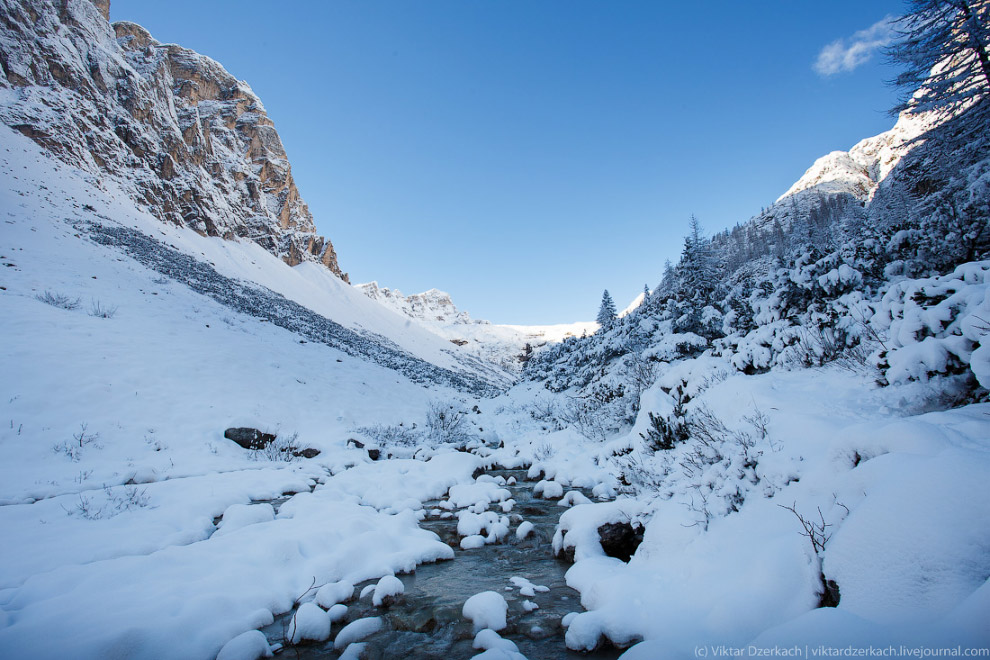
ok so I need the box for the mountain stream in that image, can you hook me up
[261,469,621,660]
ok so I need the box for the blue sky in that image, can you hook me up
[112,0,906,324]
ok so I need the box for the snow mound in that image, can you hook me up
[463,591,509,632]
[333,617,383,650]
[315,580,355,609]
[533,480,564,499]
[216,630,273,660]
[372,575,404,607]
[472,629,527,659]
[289,602,331,644]
[214,503,275,536]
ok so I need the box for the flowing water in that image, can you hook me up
[262,469,621,660]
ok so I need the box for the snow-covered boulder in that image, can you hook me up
[216,630,273,660]
[372,575,404,607]
[463,591,508,632]
[288,603,331,644]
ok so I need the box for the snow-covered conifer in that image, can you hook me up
[597,290,617,330]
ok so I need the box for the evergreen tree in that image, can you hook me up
[597,290,617,330]
[661,260,675,291]
[886,0,990,115]
[678,215,718,302]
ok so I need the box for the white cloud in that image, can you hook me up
[814,16,896,76]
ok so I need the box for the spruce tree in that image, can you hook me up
[597,290,617,330]
[679,215,718,302]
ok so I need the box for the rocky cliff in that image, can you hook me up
[0,0,346,279]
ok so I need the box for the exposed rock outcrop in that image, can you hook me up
[0,0,347,280]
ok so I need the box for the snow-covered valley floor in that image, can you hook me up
[2,128,989,659]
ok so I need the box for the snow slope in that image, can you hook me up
[0,124,510,393]
[0,122,496,658]
[481,362,990,655]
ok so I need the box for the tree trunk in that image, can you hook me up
[960,0,990,91]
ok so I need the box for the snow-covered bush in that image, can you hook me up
[525,397,565,431]
[425,399,472,444]
[873,260,990,394]
[638,384,689,451]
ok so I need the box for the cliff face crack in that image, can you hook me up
[77,220,508,394]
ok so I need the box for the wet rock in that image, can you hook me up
[818,576,840,608]
[388,609,437,633]
[555,544,576,563]
[224,427,276,450]
[597,522,644,562]
[367,448,381,461]
[293,447,321,459]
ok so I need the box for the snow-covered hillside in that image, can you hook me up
[1,0,988,658]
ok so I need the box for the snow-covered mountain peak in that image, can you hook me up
[356,282,474,325]
[778,110,936,205]
[745,108,943,237]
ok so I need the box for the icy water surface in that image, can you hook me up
[263,469,621,660]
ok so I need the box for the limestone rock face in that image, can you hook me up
[0,0,347,280]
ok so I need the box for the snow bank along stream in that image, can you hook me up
[261,469,621,660]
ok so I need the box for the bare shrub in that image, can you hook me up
[353,423,418,447]
[622,355,661,401]
[534,442,556,461]
[36,290,80,310]
[89,300,118,318]
[779,501,843,607]
[426,400,471,444]
[65,484,150,520]
[53,423,101,461]
[559,397,610,442]
[779,502,831,554]
[527,397,565,431]
[253,432,299,462]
